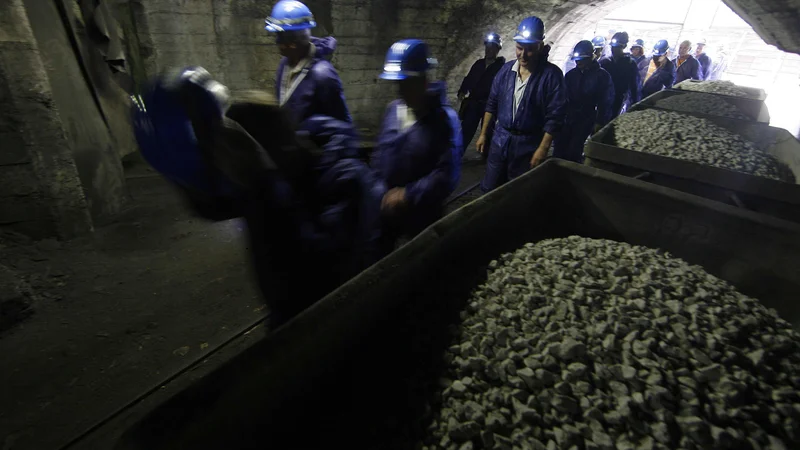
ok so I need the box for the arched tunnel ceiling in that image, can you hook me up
[438,0,800,88]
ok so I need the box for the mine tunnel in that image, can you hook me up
[1,0,800,449]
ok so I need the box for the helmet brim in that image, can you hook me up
[264,21,316,33]
[513,37,543,44]
[571,55,592,61]
[379,72,408,81]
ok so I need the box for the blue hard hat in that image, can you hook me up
[591,36,606,49]
[485,32,502,47]
[513,17,545,44]
[131,67,238,196]
[265,0,316,32]
[631,39,645,49]
[379,39,437,81]
[610,32,629,48]
[571,40,594,60]
[652,39,670,56]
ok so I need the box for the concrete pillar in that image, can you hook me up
[0,0,93,238]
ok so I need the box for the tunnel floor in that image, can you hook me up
[0,152,487,450]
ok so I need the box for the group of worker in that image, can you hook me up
[132,0,725,324]
[133,0,466,324]
[457,28,721,180]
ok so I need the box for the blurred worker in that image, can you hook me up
[599,32,640,118]
[553,40,614,163]
[603,29,616,58]
[373,39,462,250]
[709,45,728,81]
[475,16,567,192]
[132,68,385,325]
[695,38,712,80]
[592,36,607,61]
[457,32,506,153]
[673,40,702,84]
[265,0,351,124]
[630,39,651,87]
[642,40,676,98]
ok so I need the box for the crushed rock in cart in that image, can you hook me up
[674,80,755,99]
[652,92,751,121]
[612,109,795,183]
[420,236,800,450]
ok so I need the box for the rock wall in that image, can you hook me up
[22,0,128,222]
[0,0,93,239]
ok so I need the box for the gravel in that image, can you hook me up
[674,80,756,99]
[612,109,795,183]
[652,93,751,120]
[421,237,800,450]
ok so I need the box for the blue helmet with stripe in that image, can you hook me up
[631,39,645,49]
[591,36,606,49]
[513,17,545,44]
[652,39,670,57]
[265,0,316,32]
[379,39,438,81]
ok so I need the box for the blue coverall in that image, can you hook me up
[696,53,712,81]
[372,82,461,245]
[481,59,567,192]
[276,36,352,125]
[458,57,506,149]
[673,55,702,84]
[600,55,641,118]
[187,114,384,323]
[553,61,614,163]
[642,58,676,98]
[632,54,651,89]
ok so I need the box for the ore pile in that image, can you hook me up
[613,110,794,183]
[424,237,800,450]
[675,80,753,98]
[653,93,750,120]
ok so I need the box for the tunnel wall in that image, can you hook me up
[129,0,452,131]
[0,0,93,239]
[105,0,800,129]
[22,0,128,222]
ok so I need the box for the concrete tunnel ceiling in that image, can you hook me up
[439,0,800,92]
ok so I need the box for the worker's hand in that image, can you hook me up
[476,134,487,154]
[381,187,407,213]
[530,146,548,169]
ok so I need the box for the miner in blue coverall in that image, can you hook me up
[600,32,641,118]
[695,39,712,80]
[265,0,351,125]
[553,40,614,163]
[475,16,567,193]
[131,68,384,326]
[673,40,702,84]
[457,32,506,154]
[372,39,462,250]
[642,40,677,98]
[630,39,651,88]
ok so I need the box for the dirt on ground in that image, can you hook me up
[0,160,266,450]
